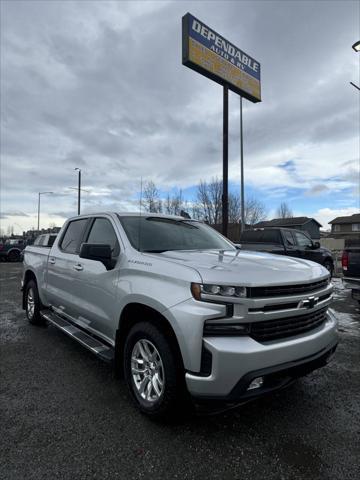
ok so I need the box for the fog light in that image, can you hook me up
[247,376,264,390]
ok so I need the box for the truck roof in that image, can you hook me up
[67,212,192,222]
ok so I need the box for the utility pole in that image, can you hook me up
[75,168,81,215]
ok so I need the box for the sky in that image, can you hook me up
[1,0,359,234]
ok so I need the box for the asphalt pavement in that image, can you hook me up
[1,263,359,480]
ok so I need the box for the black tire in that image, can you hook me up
[124,322,185,419]
[8,250,20,262]
[25,280,45,325]
[323,259,333,277]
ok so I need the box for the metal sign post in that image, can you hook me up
[182,13,261,237]
[240,96,245,232]
[222,85,229,236]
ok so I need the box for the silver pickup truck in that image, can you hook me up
[22,212,338,418]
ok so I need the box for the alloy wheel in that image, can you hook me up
[131,339,165,403]
[27,288,35,319]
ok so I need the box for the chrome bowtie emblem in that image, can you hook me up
[299,296,319,309]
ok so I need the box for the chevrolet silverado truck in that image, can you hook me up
[22,213,338,418]
[238,228,334,275]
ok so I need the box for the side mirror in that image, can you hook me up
[79,243,112,269]
[313,241,320,249]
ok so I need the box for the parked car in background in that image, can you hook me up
[0,238,26,262]
[22,212,337,418]
[238,228,334,275]
[342,242,360,304]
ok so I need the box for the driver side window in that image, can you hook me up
[86,218,120,257]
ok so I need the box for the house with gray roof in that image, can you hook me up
[328,213,360,239]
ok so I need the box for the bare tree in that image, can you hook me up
[164,189,187,216]
[196,177,222,224]
[276,202,293,218]
[195,178,267,226]
[244,197,268,225]
[228,193,241,224]
[142,181,162,213]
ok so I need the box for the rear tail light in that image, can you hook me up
[341,251,349,271]
[0,244,3,251]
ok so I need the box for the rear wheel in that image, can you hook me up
[124,322,185,419]
[25,280,45,325]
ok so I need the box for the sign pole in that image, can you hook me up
[222,85,229,237]
[78,169,81,215]
[240,96,245,232]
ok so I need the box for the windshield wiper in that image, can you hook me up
[142,249,170,253]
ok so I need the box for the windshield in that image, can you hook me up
[118,216,235,252]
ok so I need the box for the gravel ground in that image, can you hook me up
[1,263,359,480]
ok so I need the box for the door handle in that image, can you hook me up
[49,258,56,264]
[73,264,83,271]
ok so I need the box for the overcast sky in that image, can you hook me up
[1,0,359,234]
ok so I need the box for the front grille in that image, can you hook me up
[248,279,329,298]
[250,307,328,342]
[248,292,332,313]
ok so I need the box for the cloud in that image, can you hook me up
[305,184,330,197]
[1,0,359,234]
[0,211,30,219]
[310,207,359,228]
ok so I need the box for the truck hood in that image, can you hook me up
[145,249,328,286]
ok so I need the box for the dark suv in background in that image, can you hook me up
[239,228,334,275]
[0,238,26,262]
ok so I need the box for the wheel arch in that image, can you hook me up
[22,270,38,309]
[323,256,334,270]
[115,303,184,378]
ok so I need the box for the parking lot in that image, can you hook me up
[1,262,359,480]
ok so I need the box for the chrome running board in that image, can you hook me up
[41,310,114,363]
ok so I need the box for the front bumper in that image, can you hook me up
[185,309,338,400]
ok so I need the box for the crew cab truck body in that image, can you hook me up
[22,213,338,417]
[239,228,334,275]
[342,243,360,304]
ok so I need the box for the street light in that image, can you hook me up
[350,40,360,91]
[37,191,53,232]
[352,41,360,52]
[75,168,81,215]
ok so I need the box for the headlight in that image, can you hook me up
[191,283,247,301]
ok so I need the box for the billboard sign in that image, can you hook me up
[182,13,261,103]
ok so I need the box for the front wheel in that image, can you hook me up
[25,280,45,325]
[124,322,185,419]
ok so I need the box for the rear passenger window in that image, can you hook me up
[240,230,281,244]
[87,218,120,256]
[60,219,88,254]
[34,236,43,246]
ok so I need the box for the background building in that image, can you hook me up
[253,217,322,240]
